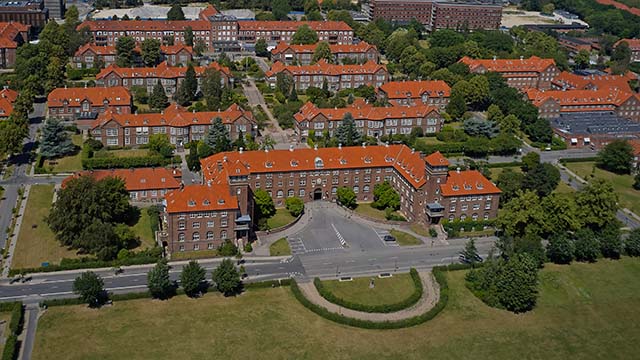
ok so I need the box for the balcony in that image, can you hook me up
[426,203,444,218]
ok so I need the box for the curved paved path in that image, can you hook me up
[298,271,440,321]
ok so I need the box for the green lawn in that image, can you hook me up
[130,208,156,249]
[33,258,640,359]
[94,148,150,158]
[269,237,291,256]
[415,137,444,146]
[353,203,404,221]
[42,134,83,173]
[565,161,640,215]
[554,180,575,194]
[409,224,430,237]
[0,312,10,354]
[171,250,218,261]
[320,273,416,307]
[390,229,423,246]
[266,208,296,229]
[489,166,521,181]
[12,185,79,269]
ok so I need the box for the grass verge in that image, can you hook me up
[390,229,423,246]
[266,208,296,229]
[269,237,291,256]
[171,250,218,261]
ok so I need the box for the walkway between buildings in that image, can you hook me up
[297,271,439,321]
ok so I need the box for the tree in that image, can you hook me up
[73,271,107,307]
[546,233,575,264]
[80,220,121,261]
[184,26,194,47]
[372,181,400,210]
[180,260,206,297]
[430,29,465,48]
[596,140,633,174]
[167,4,185,20]
[211,259,242,296]
[140,38,162,67]
[254,189,276,219]
[291,25,318,45]
[149,82,169,110]
[204,117,231,154]
[147,259,174,299]
[115,36,136,67]
[312,41,333,64]
[634,173,640,190]
[335,113,361,146]
[218,239,239,256]
[625,228,640,256]
[255,38,269,57]
[486,104,504,123]
[175,64,197,105]
[463,118,498,138]
[574,228,600,262]
[148,133,174,157]
[541,194,581,236]
[40,118,75,158]
[496,168,524,203]
[599,223,623,259]
[575,179,619,231]
[272,0,291,20]
[521,152,540,172]
[497,114,521,135]
[336,187,356,209]
[193,38,207,57]
[0,120,27,157]
[522,163,560,197]
[446,91,466,120]
[611,41,631,74]
[495,253,539,313]
[574,49,590,69]
[201,68,223,110]
[496,191,546,238]
[460,238,481,265]
[541,2,555,14]
[285,197,304,217]
[45,57,65,93]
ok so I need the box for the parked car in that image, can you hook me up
[383,234,396,242]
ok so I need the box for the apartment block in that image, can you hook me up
[47,86,132,120]
[460,56,560,91]
[377,80,451,109]
[72,44,194,69]
[271,41,380,65]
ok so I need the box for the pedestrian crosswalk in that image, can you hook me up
[287,237,306,255]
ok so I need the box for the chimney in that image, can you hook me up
[362,142,366,148]
[239,147,243,154]
[207,180,211,187]
[338,143,342,149]
[411,148,415,154]
[289,144,294,152]
[314,144,318,151]
[456,167,461,173]
[223,156,228,162]
[493,55,496,61]
[385,141,389,147]
[265,148,269,153]
[520,56,524,62]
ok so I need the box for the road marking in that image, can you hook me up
[331,223,347,247]
[0,295,27,300]
[372,228,398,247]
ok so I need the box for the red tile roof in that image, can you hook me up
[96,61,230,80]
[266,59,387,77]
[293,100,440,123]
[0,22,29,49]
[0,87,18,103]
[75,44,193,57]
[526,88,637,108]
[425,151,449,167]
[92,103,254,129]
[616,38,640,50]
[629,139,640,156]
[47,86,132,108]
[80,20,212,32]
[551,71,632,92]
[440,170,501,197]
[64,168,181,192]
[271,41,377,55]
[0,87,17,117]
[165,184,238,213]
[201,144,428,188]
[460,56,556,73]
[199,4,219,19]
[238,20,352,32]
[378,80,451,100]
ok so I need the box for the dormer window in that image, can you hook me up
[452,185,459,191]
[290,160,298,167]
[314,157,324,168]
[364,156,372,164]
[477,183,484,190]
[385,156,393,163]
[340,159,347,165]
[161,178,166,182]
[140,178,146,183]
[265,161,273,168]
[464,184,472,190]
[203,199,210,205]
[217,199,225,205]
[188,200,196,207]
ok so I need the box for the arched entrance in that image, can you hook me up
[313,188,322,200]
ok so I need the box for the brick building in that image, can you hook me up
[271,41,380,65]
[550,71,634,92]
[47,86,132,120]
[377,80,451,109]
[0,0,47,31]
[65,167,182,202]
[615,39,640,62]
[527,88,640,122]
[164,183,246,253]
[79,19,213,48]
[237,21,353,47]
[95,61,232,97]
[293,99,444,140]
[0,86,17,119]
[90,103,256,147]
[369,0,502,30]
[72,44,194,69]
[0,21,29,68]
[460,56,560,91]
[557,35,600,55]
[551,112,640,149]
[266,60,389,91]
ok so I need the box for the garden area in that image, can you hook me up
[564,161,640,215]
[269,238,291,256]
[389,229,423,246]
[266,208,297,230]
[316,273,418,309]
[32,258,640,359]
[40,134,83,174]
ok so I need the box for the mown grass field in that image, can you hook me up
[320,273,416,307]
[33,258,640,360]
[266,208,296,229]
[565,161,640,215]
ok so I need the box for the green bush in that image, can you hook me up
[0,302,23,360]
[218,239,239,256]
[82,155,180,169]
[314,268,423,313]
[442,219,494,237]
[2,335,17,360]
[290,267,451,329]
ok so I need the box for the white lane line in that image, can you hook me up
[0,295,27,300]
[331,223,347,247]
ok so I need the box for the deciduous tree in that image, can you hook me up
[312,41,333,64]
[147,259,174,299]
[140,38,162,66]
[285,197,304,217]
[167,4,185,20]
[180,260,206,297]
[625,228,640,256]
[546,233,574,264]
[372,181,400,210]
[115,36,136,67]
[255,38,269,57]
[596,140,633,174]
[573,228,600,262]
[292,25,318,45]
[211,258,242,296]
[254,189,276,219]
[336,187,356,209]
[73,271,107,307]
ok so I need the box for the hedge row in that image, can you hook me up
[313,268,423,313]
[82,155,180,170]
[442,219,495,234]
[1,302,24,360]
[9,249,162,276]
[559,157,598,164]
[290,267,451,330]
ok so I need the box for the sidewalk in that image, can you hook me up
[297,271,439,321]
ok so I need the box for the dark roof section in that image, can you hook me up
[552,112,640,135]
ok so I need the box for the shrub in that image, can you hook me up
[82,155,180,169]
[625,229,640,256]
[285,197,304,217]
[218,239,239,256]
[384,208,406,221]
[244,242,253,253]
[429,227,438,237]
[314,268,423,313]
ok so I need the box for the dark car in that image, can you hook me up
[383,235,396,242]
